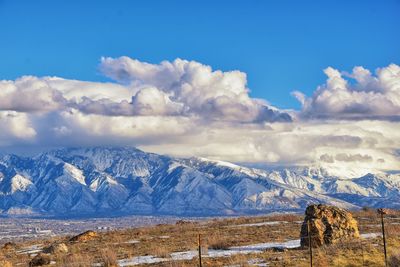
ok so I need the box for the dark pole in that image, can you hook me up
[307,220,313,267]
[198,233,202,267]
[380,211,388,267]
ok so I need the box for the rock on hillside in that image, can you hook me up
[300,204,359,247]
[69,230,98,242]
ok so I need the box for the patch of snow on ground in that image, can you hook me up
[170,250,198,261]
[231,239,300,251]
[229,221,287,227]
[16,244,43,254]
[248,258,269,266]
[208,249,261,257]
[124,240,140,244]
[361,233,382,239]
[118,256,168,266]
[170,248,261,261]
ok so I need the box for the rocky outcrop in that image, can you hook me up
[43,243,69,254]
[300,204,359,247]
[69,230,98,242]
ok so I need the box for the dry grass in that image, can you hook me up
[100,247,118,266]
[1,210,399,266]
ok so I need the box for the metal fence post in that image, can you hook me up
[198,233,202,267]
[378,209,388,267]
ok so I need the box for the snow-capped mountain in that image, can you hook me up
[0,147,399,217]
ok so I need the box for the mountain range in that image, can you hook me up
[0,147,399,217]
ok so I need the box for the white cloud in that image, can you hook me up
[99,57,292,122]
[139,120,400,177]
[0,76,68,112]
[0,111,36,145]
[131,87,184,116]
[0,76,134,113]
[45,77,133,102]
[57,109,193,141]
[0,58,398,177]
[0,57,291,123]
[294,64,400,120]
[335,153,373,162]
[320,153,373,163]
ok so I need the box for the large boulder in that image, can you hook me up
[300,204,359,247]
[69,230,98,242]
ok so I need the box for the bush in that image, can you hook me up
[101,248,118,267]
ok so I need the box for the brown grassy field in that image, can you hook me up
[1,210,400,267]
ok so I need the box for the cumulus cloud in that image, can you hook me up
[131,87,184,116]
[0,111,36,145]
[0,58,399,177]
[0,76,133,113]
[99,57,292,122]
[0,57,291,123]
[293,64,400,120]
[0,76,68,112]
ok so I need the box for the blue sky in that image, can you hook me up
[0,0,399,109]
[0,1,399,174]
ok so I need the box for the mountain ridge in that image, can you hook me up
[0,146,399,217]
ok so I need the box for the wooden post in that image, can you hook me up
[198,233,202,267]
[307,220,313,267]
[378,209,388,267]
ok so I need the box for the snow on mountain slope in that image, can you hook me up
[63,163,86,186]
[10,174,33,193]
[0,147,399,217]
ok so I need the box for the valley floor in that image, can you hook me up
[1,210,400,266]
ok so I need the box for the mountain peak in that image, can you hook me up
[0,147,399,217]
